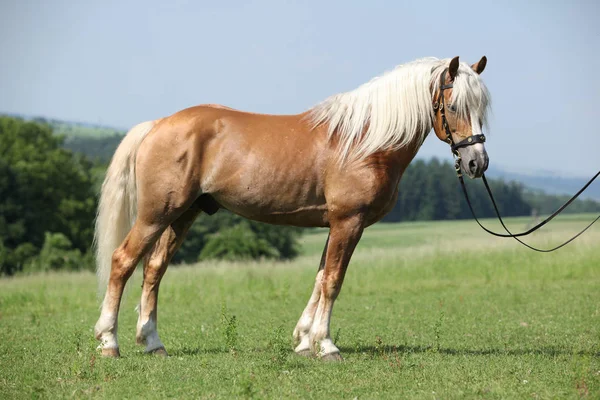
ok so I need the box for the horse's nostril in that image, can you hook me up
[469,159,477,173]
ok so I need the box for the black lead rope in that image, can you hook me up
[436,67,600,252]
[458,172,600,252]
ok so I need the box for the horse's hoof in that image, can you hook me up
[148,347,169,357]
[295,348,314,358]
[101,347,121,358]
[320,352,343,362]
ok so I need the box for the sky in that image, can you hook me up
[1,0,599,177]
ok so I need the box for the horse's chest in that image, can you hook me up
[325,167,400,225]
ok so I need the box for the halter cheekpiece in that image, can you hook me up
[434,68,486,176]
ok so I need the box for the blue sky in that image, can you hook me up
[1,0,598,176]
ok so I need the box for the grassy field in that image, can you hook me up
[1,215,599,398]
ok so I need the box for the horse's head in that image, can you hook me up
[431,56,490,179]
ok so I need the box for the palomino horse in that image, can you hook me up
[94,56,490,360]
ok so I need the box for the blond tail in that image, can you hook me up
[94,120,156,295]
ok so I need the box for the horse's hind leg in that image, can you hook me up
[95,178,202,357]
[293,234,329,356]
[135,204,202,356]
[95,220,166,357]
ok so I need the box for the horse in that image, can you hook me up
[94,56,491,360]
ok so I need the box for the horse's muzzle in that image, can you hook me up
[460,146,489,179]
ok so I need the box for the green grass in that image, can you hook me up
[1,215,599,398]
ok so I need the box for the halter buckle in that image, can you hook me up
[455,162,462,177]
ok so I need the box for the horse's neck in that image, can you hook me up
[354,128,426,176]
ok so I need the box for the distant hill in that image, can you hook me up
[486,166,600,201]
[0,113,125,138]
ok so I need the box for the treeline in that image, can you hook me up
[385,158,531,222]
[385,159,600,221]
[1,116,598,275]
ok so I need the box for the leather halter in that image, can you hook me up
[435,68,600,252]
[434,68,486,165]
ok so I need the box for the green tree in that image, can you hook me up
[0,117,96,275]
[24,232,88,273]
[199,222,280,261]
[174,211,302,264]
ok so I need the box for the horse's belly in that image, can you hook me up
[203,163,328,227]
[213,189,329,227]
[198,127,330,226]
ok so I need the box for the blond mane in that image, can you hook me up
[308,57,491,162]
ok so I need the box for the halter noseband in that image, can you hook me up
[434,68,486,175]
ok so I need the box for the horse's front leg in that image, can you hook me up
[293,234,329,356]
[308,216,363,361]
[293,270,323,356]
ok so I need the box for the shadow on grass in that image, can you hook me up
[171,346,305,357]
[168,343,599,358]
[170,347,229,356]
[340,344,600,358]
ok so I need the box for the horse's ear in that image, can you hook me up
[471,56,487,75]
[449,56,460,80]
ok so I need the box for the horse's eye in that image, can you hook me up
[448,104,457,113]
